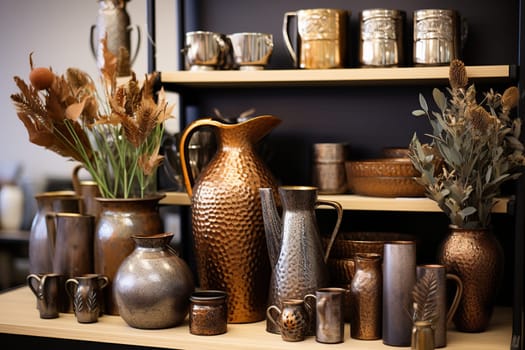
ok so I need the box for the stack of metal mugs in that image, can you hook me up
[182,8,465,70]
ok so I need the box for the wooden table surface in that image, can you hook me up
[0,286,513,350]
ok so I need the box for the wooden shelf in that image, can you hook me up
[0,286,513,350]
[160,191,511,214]
[160,65,515,88]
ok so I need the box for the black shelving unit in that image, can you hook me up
[147,1,525,349]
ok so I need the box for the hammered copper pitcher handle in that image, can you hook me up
[315,199,343,263]
[179,118,219,196]
[446,273,463,326]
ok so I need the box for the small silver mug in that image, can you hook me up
[183,31,233,70]
[305,287,346,344]
[359,9,406,67]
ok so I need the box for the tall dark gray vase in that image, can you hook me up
[382,241,416,346]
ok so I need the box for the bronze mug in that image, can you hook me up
[66,274,109,323]
[305,287,346,344]
[416,264,463,348]
[27,273,64,319]
[267,298,311,342]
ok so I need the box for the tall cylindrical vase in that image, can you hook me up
[437,226,504,332]
[94,194,165,315]
[383,241,416,346]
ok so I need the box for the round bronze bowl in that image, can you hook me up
[325,231,416,259]
[345,158,419,177]
[382,147,411,158]
[347,176,425,197]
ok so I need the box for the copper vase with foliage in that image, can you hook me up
[179,115,281,323]
[437,226,503,332]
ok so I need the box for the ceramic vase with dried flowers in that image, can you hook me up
[10,38,175,315]
[409,59,525,332]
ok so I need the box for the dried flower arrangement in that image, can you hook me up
[409,59,525,229]
[10,38,174,198]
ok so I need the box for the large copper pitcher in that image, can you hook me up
[259,185,343,334]
[179,115,281,323]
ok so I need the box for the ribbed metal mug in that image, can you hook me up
[413,9,464,66]
[228,32,274,70]
[359,9,406,67]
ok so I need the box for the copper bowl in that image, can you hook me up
[345,158,419,178]
[325,231,416,259]
[347,175,425,197]
[383,147,411,158]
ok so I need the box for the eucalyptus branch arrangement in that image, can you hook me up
[409,59,525,229]
[10,38,174,198]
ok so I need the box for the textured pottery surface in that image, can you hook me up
[114,232,195,329]
[266,299,310,342]
[189,290,228,335]
[260,186,343,335]
[437,227,504,332]
[179,115,281,323]
[29,191,81,275]
[94,194,165,316]
[350,253,382,340]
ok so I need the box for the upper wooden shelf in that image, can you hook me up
[160,192,511,214]
[160,65,516,88]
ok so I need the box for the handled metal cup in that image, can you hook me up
[27,273,64,319]
[304,287,346,344]
[283,8,348,69]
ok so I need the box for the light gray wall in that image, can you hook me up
[0,0,178,226]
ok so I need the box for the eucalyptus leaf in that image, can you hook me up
[419,93,428,112]
[432,88,447,112]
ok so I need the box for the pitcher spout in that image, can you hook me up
[259,187,282,268]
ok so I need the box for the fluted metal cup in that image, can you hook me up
[228,32,273,70]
